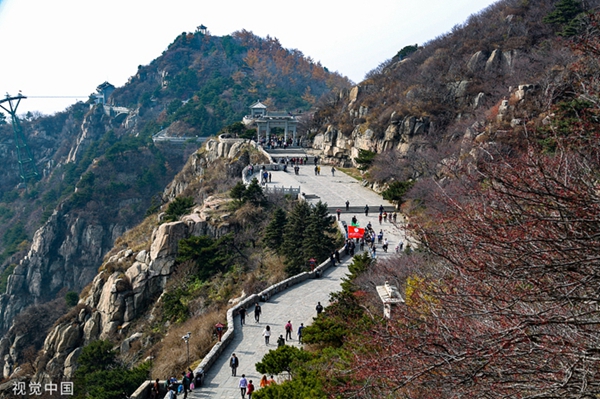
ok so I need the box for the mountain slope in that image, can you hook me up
[0,28,350,379]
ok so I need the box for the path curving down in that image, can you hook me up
[189,155,408,398]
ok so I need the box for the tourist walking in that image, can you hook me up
[260,375,269,388]
[262,325,271,345]
[151,378,160,399]
[298,323,305,343]
[254,303,262,323]
[364,205,369,216]
[181,371,190,399]
[346,200,350,211]
[331,166,336,176]
[247,380,255,398]
[316,302,324,315]
[239,307,246,325]
[239,374,248,398]
[336,208,341,221]
[277,334,286,347]
[230,353,239,376]
[285,320,293,340]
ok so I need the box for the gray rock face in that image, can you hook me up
[204,138,252,162]
[67,105,107,163]
[313,107,430,166]
[485,49,517,73]
[0,210,118,336]
[35,204,231,379]
[467,51,488,73]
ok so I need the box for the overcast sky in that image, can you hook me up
[0,0,499,116]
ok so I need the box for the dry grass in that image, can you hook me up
[257,252,287,285]
[151,309,226,378]
[338,167,363,181]
[148,252,286,378]
[113,215,157,253]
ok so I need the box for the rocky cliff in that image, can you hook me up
[19,138,259,381]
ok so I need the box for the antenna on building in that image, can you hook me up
[0,93,40,183]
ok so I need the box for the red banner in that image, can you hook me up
[348,226,365,239]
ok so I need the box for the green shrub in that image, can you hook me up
[65,291,79,307]
[165,197,195,221]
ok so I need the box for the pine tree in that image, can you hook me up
[304,201,337,263]
[230,181,246,201]
[543,0,584,36]
[282,201,311,275]
[263,208,287,253]
[243,178,267,206]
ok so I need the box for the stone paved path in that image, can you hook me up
[190,261,349,398]
[189,155,408,398]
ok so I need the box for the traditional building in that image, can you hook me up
[95,82,115,105]
[243,101,298,145]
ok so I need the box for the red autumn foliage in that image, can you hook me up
[328,12,600,399]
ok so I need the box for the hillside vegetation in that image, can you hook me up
[0,28,351,392]
[251,1,600,398]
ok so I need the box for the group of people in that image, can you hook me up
[238,303,262,326]
[231,303,313,398]
[237,373,278,398]
[155,368,203,399]
[262,136,293,149]
[283,156,309,166]
[260,320,305,346]
[343,215,393,259]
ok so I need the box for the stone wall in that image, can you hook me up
[130,250,338,399]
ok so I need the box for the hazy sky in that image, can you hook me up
[0,0,498,116]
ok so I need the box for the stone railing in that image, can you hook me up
[264,185,301,196]
[131,251,338,399]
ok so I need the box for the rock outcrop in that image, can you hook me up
[0,209,123,335]
[67,105,108,164]
[35,198,232,381]
[312,113,430,166]
[29,139,255,381]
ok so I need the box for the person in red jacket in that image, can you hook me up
[247,380,255,398]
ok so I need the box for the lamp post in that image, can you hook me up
[182,332,191,366]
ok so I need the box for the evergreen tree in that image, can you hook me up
[382,180,414,207]
[255,345,312,378]
[243,178,267,206]
[230,181,246,201]
[73,340,150,399]
[165,196,195,221]
[354,149,376,171]
[264,208,287,253]
[282,201,312,275]
[543,0,584,36]
[304,201,337,262]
